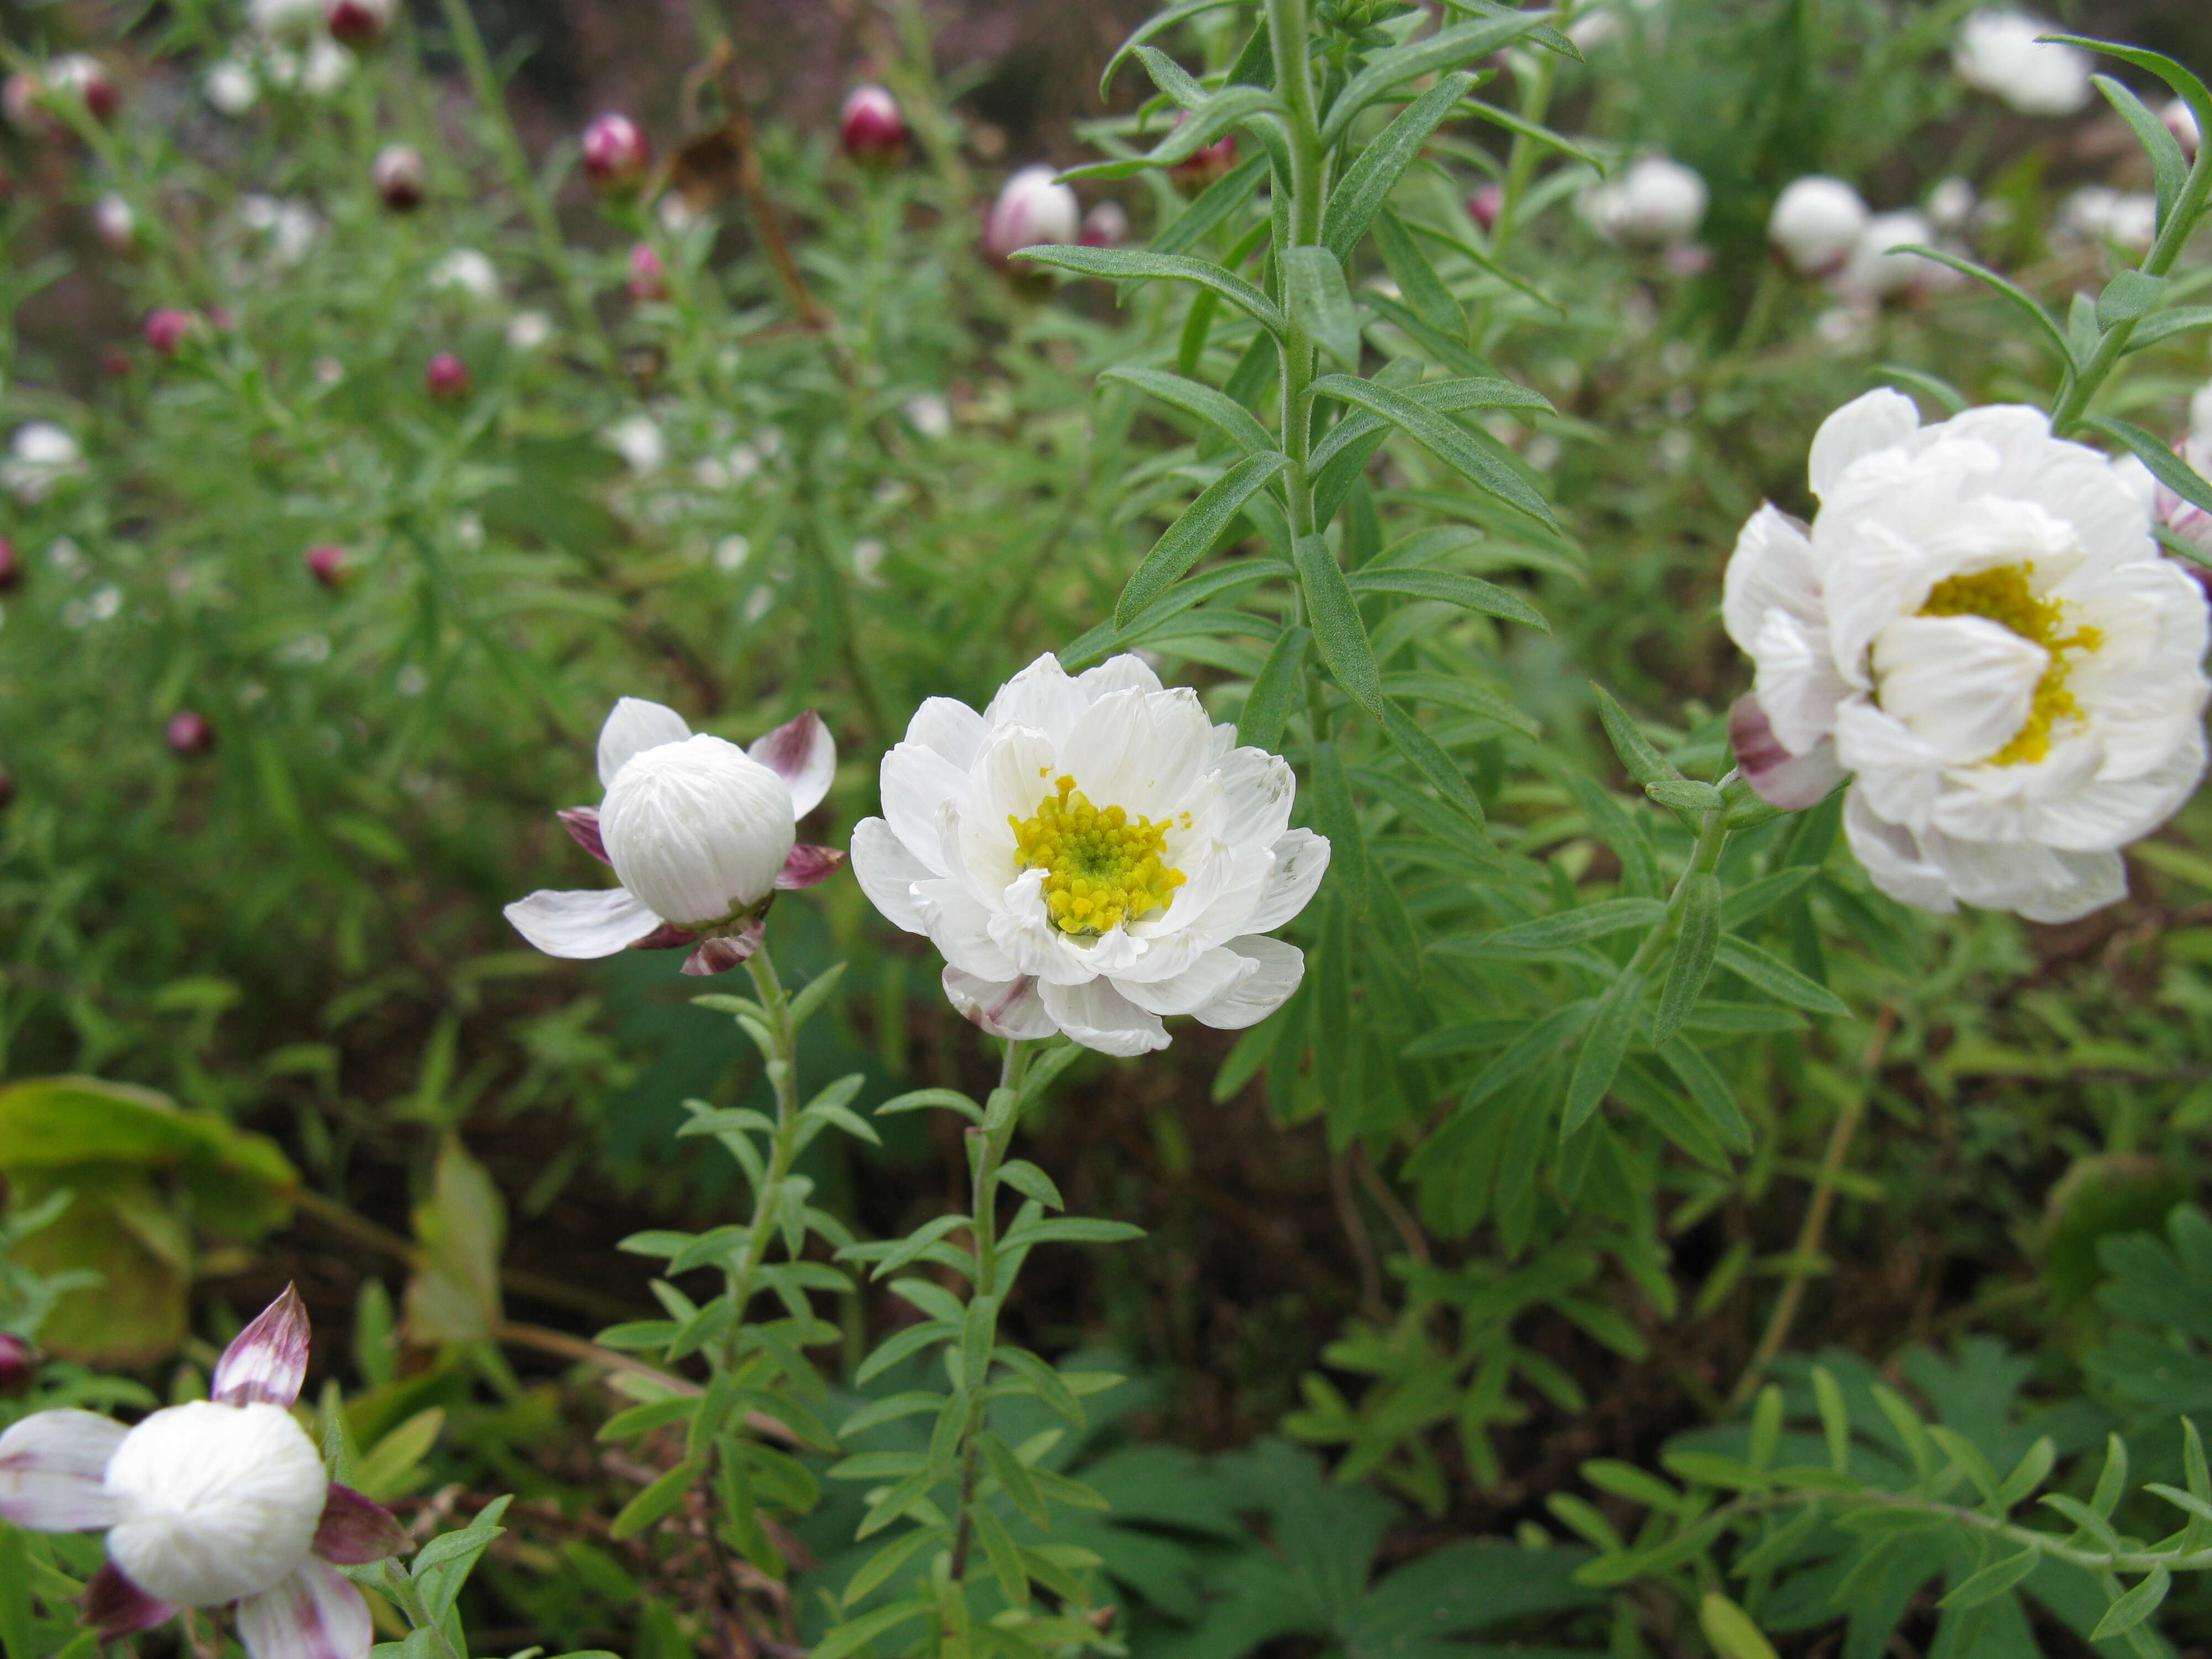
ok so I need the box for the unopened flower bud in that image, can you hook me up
[626,242,668,301]
[0,1332,34,1392]
[325,0,394,47]
[1,74,43,135]
[1953,9,2090,116]
[92,194,138,257]
[305,544,348,587]
[985,164,1079,264]
[599,735,796,927]
[1584,155,1707,247]
[166,711,215,755]
[1079,201,1128,248]
[581,113,651,192]
[424,351,470,399]
[1167,118,1237,196]
[1768,175,1867,276]
[144,307,196,357]
[1467,182,1504,231]
[2168,97,2201,160]
[372,144,425,211]
[49,55,119,122]
[0,537,20,591]
[839,85,905,166]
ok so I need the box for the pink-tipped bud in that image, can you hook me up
[372,144,426,211]
[1167,117,1237,197]
[985,165,1080,264]
[326,0,394,48]
[626,242,669,302]
[425,351,470,399]
[144,307,196,357]
[48,55,119,123]
[1468,183,1504,231]
[581,113,651,192]
[305,544,348,588]
[166,711,215,756]
[0,537,19,591]
[1079,201,1129,248]
[0,1332,34,1393]
[839,85,906,166]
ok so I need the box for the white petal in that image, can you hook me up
[1077,654,1165,700]
[502,888,661,958]
[1243,828,1332,933]
[235,1558,373,1659]
[1871,613,2047,765]
[852,817,933,932]
[1062,686,1214,823]
[941,968,1060,1041]
[914,879,1022,982]
[1750,609,1850,754]
[1843,791,1958,915]
[747,711,837,818]
[982,653,1088,744]
[1722,504,1821,658]
[0,1410,124,1530]
[1114,946,1256,1016]
[1730,696,1848,810]
[905,697,988,769]
[1927,828,2127,922]
[1832,699,1944,830]
[1808,387,1919,500]
[879,740,968,875]
[596,697,692,789]
[1037,978,1171,1056]
[1934,405,2153,571]
[1209,747,1298,854]
[598,737,796,927]
[1192,936,1306,1029]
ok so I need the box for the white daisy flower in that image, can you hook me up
[852,653,1329,1056]
[1725,389,2210,922]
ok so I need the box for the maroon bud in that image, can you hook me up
[305,544,348,588]
[144,307,195,357]
[1079,201,1129,249]
[372,144,426,211]
[1468,183,1504,231]
[1167,117,1236,197]
[0,1333,34,1394]
[625,242,669,302]
[581,113,651,193]
[166,711,215,755]
[425,351,470,399]
[325,0,394,48]
[839,85,906,167]
[0,537,18,591]
[48,55,119,123]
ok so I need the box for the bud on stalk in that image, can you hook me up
[1467,182,1503,231]
[325,0,394,47]
[839,84,905,166]
[424,351,470,399]
[144,307,196,357]
[1166,117,1235,196]
[0,1332,34,1393]
[626,243,669,302]
[985,165,1079,266]
[372,144,425,211]
[166,711,215,756]
[0,536,19,591]
[48,55,120,123]
[1079,201,1129,248]
[581,113,651,193]
[305,545,348,588]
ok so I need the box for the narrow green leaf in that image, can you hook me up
[1293,533,1384,717]
[609,1460,701,1540]
[1345,565,1547,630]
[1715,936,1850,1017]
[2088,415,2212,514]
[1659,1035,1749,1152]
[1311,740,1368,912]
[1371,208,1462,335]
[1485,897,1667,950]
[813,1598,932,1659]
[1239,623,1310,749]
[2124,305,2212,351]
[1117,450,1290,624]
[1284,245,1362,368]
[1813,1366,1851,1474]
[1874,363,1969,416]
[2094,74,2188,225]
[1647,779,1724,815]
[1321,73,1477,260]
[2098,269,2167,329]
[1066,86,1282,183]
[1099,0,1242,97]
[1102,364,1273,455]
[1010,245,1287,336]
[2090,1566,2171,1641]
[2045,37,2212,178]
[1562,969,1645,1137]
[839,1530,939,1608]
[1377,697,1484,826]
[1699,1592,1780,1659]
[1151,150,1275,259]
[1001,1215,1147,1246]
[980,1432,1050,1528]
[1653,872,1720,1045]
[1886,244,2073,365]
[1307,372,1556,526]
[1939,1550,2039,1611]
[1320,14,1545,144]
[1591,682,1682,786]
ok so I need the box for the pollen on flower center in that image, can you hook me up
[1010,774,1187,937]
[1917,562,2104,765]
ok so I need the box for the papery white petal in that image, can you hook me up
[1832,700,1945,830]
[1243,828,1332,933]
[596,697,692,789]
[1210,746,1298,854]
[1113,946,1257,1017]
[1871,614,2047,765]
[941,969,1060,1041]
[504,887,661,958]
[981,653,1089,744]
[600,736,796,925]
[905,697,988,769]
[1722,503,1822,658]
[1077,654,1165,700]
[1750,609,1850,754]
[881,740,970,875]
[1807,388,1919,500]
[916,879,1023,982]
[852,817,932,932]
[1062,687,1214,825]
[1038,977,1171,1056]
[234,1557,373,1659]
[1843,791,1959,914]
[1730,696,1848,810]
[1192,935,1306,1029]
[211,1285,310,1410]
[748,711,837,818]
[0,1410,125,1530]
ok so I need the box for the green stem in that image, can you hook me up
[1266,0,1326,541]
[1626,798,1731,979]
[432,0,609,362]
[1489,24,1562,262]
[716,943,804,1373]
[376,1561,469,1659]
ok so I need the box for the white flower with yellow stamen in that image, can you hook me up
[852,654,1329,1056]
[1725,390,2210,922]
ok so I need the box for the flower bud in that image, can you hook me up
[0,1332,34,1392]
[305,544,348,587]
[1767,176,1867,276]
[372,144,426,211]
[48,55,119,123]
[92,194,138,257]
[325,0,394,47]
[626,242,668,302]
[0,536,19,591]
[598,735,796,928]
[985,164,1079,264]
[1584,155,1707,247]
[424,351,470,399]
[1467,182,1504,231]
[1167,118,1237,196]
[1953,9,2090,116]
[2168,97,2201,160]
[1925,176,1976,234]
[1,74,44,137]
[166,711,215,755]
[581,113,651,193]
[839,85,905,166]
[144,307,196,357]
[1079,201,1128,248]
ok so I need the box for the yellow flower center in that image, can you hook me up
[1917,563,2103,766]
[1010,774,1187,937]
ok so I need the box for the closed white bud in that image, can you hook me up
[1953,11,2090,116]
[103,1402,327,1607]
[985,165,1080,261]
[1832,209,1940,303]
[1926,176,1976,233]
[2168,97,2201,159]
[1768,176,1867,275]
[1585,156,1707,247]
[599,736,796,928]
